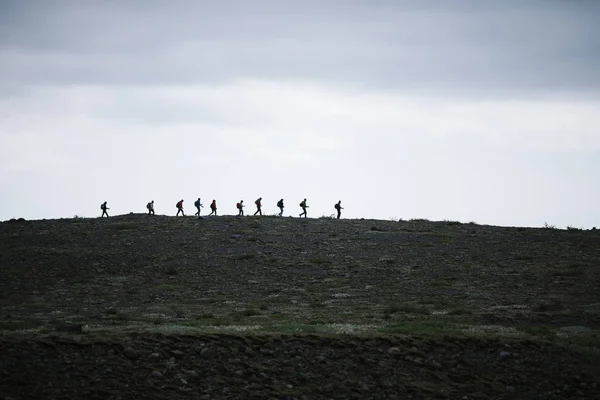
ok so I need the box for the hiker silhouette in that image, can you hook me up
[277,199,284,216]
[147,200,155,215]
[194,198,203,216]
[101,201,109,218]
[299,198,308,218]
[254,197,262,216]
[334,200,343,219]
[209,200,217,216]
[176,200,185,216]
[237,200,245,216]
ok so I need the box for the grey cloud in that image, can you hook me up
[0,0,599,95]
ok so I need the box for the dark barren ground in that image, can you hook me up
[1,214,599,399]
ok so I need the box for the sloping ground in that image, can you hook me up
[1,332,599,399]
[1,215,599,398]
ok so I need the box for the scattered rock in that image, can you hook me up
[200,347,216,359]
[123,347,138,360]
[387,347,402,358]
[151,370,163,378]
[499,351,511,359]
[171,350,184,358]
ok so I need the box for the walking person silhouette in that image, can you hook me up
[194,198,203,216]
[209,200,217,216]
[334,200,343,219]
[147,200,155,215]
[299,198,308,218]
[254,197,262,216]
[101,201,109,217]
[176,200,185,216]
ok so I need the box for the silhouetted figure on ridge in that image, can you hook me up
[299,198,308,218]
[194,198,203,216]
[237,200,245,216]
[209,200,217,216]
[101,201,109,218]
[147,200,155,215]
[334,200,343,219]
[176,199,185,216]
[254,197,262,216]
[277,199,284,216]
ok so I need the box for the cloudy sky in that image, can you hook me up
[1,0,599,227]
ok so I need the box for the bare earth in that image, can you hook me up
[1,214,599,399]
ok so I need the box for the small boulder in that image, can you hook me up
[200,347,216,359]
[171,349,184,358]
[387,347,402,358]
[123,346,138,360]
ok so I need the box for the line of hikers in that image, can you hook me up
[101,199,344,219]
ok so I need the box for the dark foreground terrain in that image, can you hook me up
[1,214,599,399]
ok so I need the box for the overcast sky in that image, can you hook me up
[1,0,599,228]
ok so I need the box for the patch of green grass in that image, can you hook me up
[230,308,261,318]
[384,304,430,316]
[514,254,535,261]
[110,312,131,321]
[259,323,321,333]
[308,257,332,265]
[516,325,556,339]
[155,284,178,291]
[21,301,48,311]
[447,307,472,316]
[565,332,600,350]
[378,321,460,335]
[429,279,454,288]
[309,301,326,309]
[0,319,42,331]
[534,301,564,312]
[195,313,216,320]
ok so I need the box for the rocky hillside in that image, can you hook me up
[1,214,599,399]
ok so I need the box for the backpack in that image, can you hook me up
[147,203,151,210]
[334,203,340,210]
[194,199,200,207]
[255,199,260,206]
[176,201,182,208]
[236,203,241,209]
[277,200,283,208]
